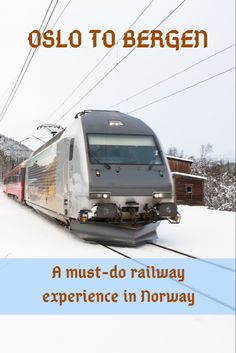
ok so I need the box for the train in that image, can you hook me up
[3,110,180,246]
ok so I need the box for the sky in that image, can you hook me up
[0,0,235,161]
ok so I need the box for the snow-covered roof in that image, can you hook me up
[166,155,193,163]
[172,172,207,180]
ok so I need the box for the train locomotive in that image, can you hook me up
[3,110,180,246]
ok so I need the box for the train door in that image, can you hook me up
[56,139,70,216]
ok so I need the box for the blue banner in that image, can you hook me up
[0,258,235,314]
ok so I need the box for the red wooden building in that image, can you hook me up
[167,155,206,206]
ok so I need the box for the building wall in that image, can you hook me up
[167,158,192,173]
[173,175,205,206]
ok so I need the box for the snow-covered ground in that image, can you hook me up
[0,190,235,353]
[0,191,234,258]
[117,204,236,259]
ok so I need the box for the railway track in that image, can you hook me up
[148,241,236,272]
[99,242,236,312]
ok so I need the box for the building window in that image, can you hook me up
[185,184,193,194]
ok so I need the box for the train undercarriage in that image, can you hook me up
[70,202,180,246]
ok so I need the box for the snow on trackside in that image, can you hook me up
[0,188,234,258]
[122,204,235,259]
[0,188,235,353]
[0,190,120,258]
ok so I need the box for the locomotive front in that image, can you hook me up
[70,110,180,245]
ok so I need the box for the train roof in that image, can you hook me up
[31,110,157,157]
[78,110,155,135]
[30,110,161,159]
[31,128,65,157]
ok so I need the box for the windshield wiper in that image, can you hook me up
[148,151,160,170]
[89,150,111,170]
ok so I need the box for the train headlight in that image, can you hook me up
[102,193,109,199]
[153,192,164,199]
[108,120,124,126]
[89,192,110,199]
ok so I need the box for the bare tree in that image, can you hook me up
[200,144,213,159]
[167,146,184,158]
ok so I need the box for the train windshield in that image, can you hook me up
[88,134,162,165]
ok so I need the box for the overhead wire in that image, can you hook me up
[0,79,16,104]
[107,43,236,109]
[32,135,46,143]
[0,0,60,124]
[0,0,73,125]
[0,0,55,121]
[4,0,232,153]
[50,0,72,28]
[31,63,235,147]
[0,0,74,151]
[54,0,187,124]
[27,0,74,145]
[17,0,73,146]
[45,0,155,122]
[128,66,235,114]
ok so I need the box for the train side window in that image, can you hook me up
[185,184,193,194]
[69,138,74,161]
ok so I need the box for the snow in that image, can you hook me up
[0,190,235,353]
[0,134,31,160]
[1,191,234,259]
[166,155,194,163]
[119,205,235,259]
[0,191,119,259]
[172,171,207,180]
